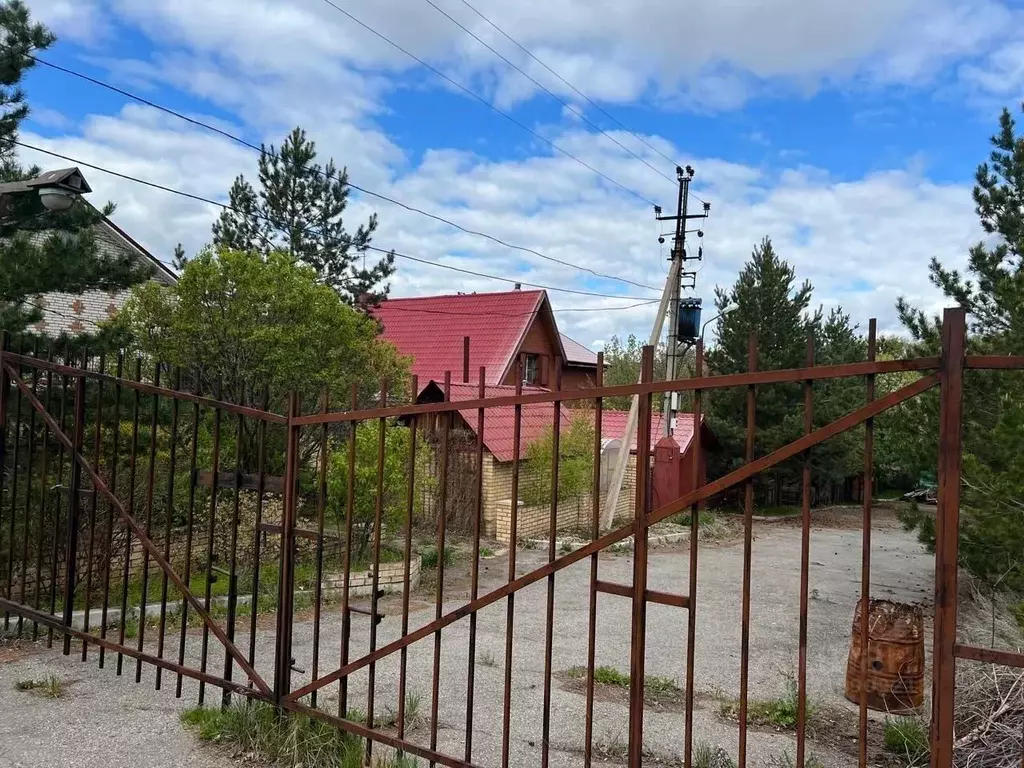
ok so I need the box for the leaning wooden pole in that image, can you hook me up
[602,257,680,529]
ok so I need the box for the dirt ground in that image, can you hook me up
[0,506,933,767]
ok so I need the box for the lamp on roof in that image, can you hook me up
[0,167,92,216]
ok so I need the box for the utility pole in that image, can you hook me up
[657,166,709,437]
[601,166,710,530]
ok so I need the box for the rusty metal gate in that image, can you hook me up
[1,307,1022,767]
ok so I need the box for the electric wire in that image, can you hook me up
[23,50,660,294]
[419,0,676,186]
[19,140,655,303]
[316,0,659,207]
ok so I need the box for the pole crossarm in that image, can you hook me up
[3,361,272,697]
[286,371,937,702]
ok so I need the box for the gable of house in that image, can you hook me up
[31,205,174,337]
[375,289,590,389]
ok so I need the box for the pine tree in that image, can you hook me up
[0,1,149,337]
[896,104,1024,590]
[705,237,819,502]
[211,127,394,307]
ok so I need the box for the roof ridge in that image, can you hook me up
[378,288,544,303]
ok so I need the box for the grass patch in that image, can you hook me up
[763,751,824,768]
[478,649,497,668]
[719,676,811,730]
[420,546,456,569]
[668,510,733,541]
[1011,600,1024,635]
[565,665,683,697]
[181,701,418,768]
[693,741,736,768]
[883,715,929,764]
[15,675,65,698]
[479,547,495,558]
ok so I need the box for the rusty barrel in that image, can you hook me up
[844,598,924,712]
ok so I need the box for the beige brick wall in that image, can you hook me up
[484,452,641,544]
[26,222,172,338]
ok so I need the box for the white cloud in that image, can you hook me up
[43,0,1020,113]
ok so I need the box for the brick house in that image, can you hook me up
[19,171,176,337]
[377,289,714,542]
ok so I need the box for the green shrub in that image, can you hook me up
[420,546,455,569]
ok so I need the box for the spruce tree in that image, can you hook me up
[705,237,819,502]
[211,127,395,307]
[0,1,150,337]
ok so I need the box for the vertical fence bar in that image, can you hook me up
[33,345,56,642]
[627,346,655,767]
[222,391,243,706]
[365,381,388,763]
[135,363,162,681]
[273,391,300,710]
[930,307,966,768]
[398,374,418,747]
[310,388,329,710]
[47,350,71,649]
[198,379,222,704]
[429,371,452,768]
[464,366,486,763]
[18,340,41,637]
[500,362,523,768]
[247,385,270,690]
[4,337,24,631]
[99,352,124,667]
[338,384,357,718]
[541,360,563,768]
[176,373,202,697]
[61,375,87,655]
[0,332,9,629]
[155,368,180,690]
[583,353,604,768]
[684,340,704,768]
[796,334,815,767]
[738,333,757,768]
[117,358,143,675]
[858,320,877,767]
[80,351,103,655]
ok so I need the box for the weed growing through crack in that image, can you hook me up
[181,701,418,768]
[693,741,736,768]
[478,649,497,668]
[15,675,65,698]
[883,715,929,765]
[719,673,814,729]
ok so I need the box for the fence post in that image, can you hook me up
[627,345,654,767]
[0,332,9,630]
[61,375,87,655]
[273,391,299,711]
[930,307,966,768]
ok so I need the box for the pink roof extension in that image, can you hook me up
[374,290,549,385]
[589,409,702,454]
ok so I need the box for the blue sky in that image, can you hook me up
[21,0,1024,346]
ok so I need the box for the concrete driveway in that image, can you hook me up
[0,507,933,767]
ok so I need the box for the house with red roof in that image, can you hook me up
[375,288,714,543]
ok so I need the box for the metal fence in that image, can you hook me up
[0,307,1021,768]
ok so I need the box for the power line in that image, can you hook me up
[419,0,676,187]
[377,299,659,317]
[24,51,659,294]
[455,0,684,174]
[316,0,659,208]
[15,140,654,301]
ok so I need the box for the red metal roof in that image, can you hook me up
[445,382,572,462]
[373,290,546,385]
